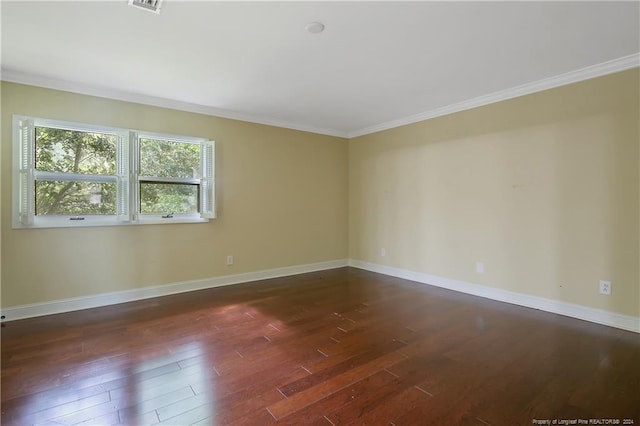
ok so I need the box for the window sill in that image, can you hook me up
[13,215,210,229]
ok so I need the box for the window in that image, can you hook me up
[138,137,200,215]
[13,116,215,228]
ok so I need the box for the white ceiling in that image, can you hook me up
[2,1,639,138]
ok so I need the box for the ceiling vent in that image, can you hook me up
[128,0,162,14]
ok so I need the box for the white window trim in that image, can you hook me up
[12,115,216,229]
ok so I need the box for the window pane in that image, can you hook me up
[140,183,198,214]
[139,138,200,178]
[35,181,116,215]
[35,127,116,175]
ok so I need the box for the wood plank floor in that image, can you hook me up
[2,267,639,425]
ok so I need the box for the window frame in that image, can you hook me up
[12,115,216,229]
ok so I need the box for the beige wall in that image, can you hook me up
[349,69,639,317]
[1,82,348,307]
[2,70,639,319]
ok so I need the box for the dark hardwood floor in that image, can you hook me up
[1,267,638,425]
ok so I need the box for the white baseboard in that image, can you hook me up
[0,259,348,322]
[349,259,640,333]
[3,258,637,333]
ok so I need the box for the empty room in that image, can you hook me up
[1,1,639,425]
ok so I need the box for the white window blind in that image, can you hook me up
[200,140,216,219]
[15,117,35,226]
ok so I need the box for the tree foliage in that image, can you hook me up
[140,183,198,214]
[139,139,200,214]
[35,127,116,215]
[34,130,201,216]
[139,138,199,178]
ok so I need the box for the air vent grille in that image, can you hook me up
[128,0,162,14]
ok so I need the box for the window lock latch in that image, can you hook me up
[162,212,174,219]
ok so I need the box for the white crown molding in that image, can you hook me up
[348,259,640,334]
[2,53,638,140]
[0,259,348,322]
[348,53,640,138]
[0,68,350,139]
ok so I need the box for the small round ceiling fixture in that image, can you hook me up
[305,22,325,34]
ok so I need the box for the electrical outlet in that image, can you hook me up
[380,248,386,257]
[476,262,484,274]
[226,255,234,266]
[599,280,611,295]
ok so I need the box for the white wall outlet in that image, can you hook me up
[226,255,234,266]
[380,248,386,257]
[475,262,484,274]
[599,280,611,295]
